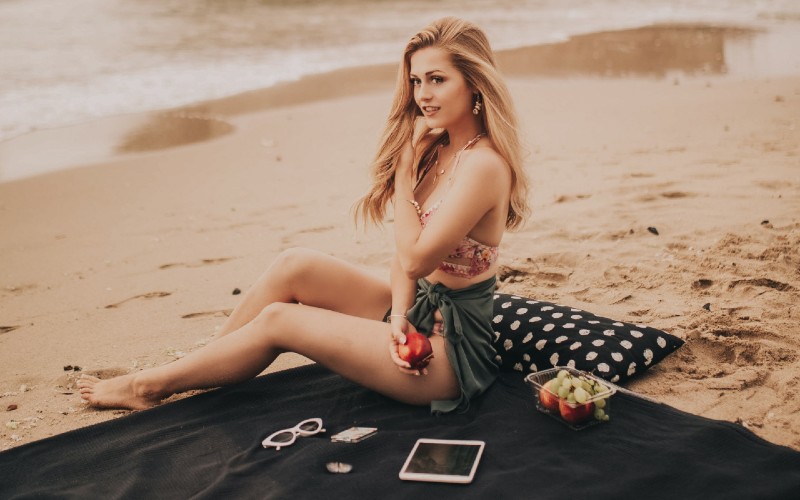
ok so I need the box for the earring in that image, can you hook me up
[472,93,482,115]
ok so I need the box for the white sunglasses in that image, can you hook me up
[261,418,326,450]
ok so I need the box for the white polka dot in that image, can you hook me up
[570,341,582,350]
[549,353,559,366]
[620,340,633,349]
[493,315,503,324]
[579,329,591,336]
[610,375,620,383]
[493,294,500,299]
[541,306,554,311]
[503,339,513,351]
[657,336,667,348]
[611,352,623,362]
[526,300,539,305]
[566,359,576,369]
[552,312,563,319]
[627,362,637,376]
[535,339,547,350]
[495,354,503,363]
[570,308,582,312]
[501,301,512,309]
[586,351,598,361]
[555,335,568,343]
[514,363,523,372]
[570,315,583,320]
[597,363,610,373]
[636,324,647,328]
[644,349,653,365]
[523,353,531,362]
[613,322,624,327]
[529,316,542,323]
[516,308,528,315]
[529,363,538,372]
[630,330,643,338]
[510,320,521,331]
[493,331,500,341]
[511,296,522,300]
[592,339,605,347]
[522,332,533,343]
[562,323,575,329]
[543,323,555,332]
[603,329,616,336]
[588,320,600,324]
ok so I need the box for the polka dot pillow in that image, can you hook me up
[491,293,684,383]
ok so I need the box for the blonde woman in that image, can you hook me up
[79,17,529,414]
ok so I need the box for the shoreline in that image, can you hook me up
[2,22,798,184]
[1,22,799,452]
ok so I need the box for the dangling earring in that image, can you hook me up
[472,93,482,115]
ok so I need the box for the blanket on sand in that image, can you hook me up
[1,364,799,499]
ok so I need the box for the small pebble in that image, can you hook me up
[232,288,241,295]
[702,303,711,311]
[647,227,659,235]
[6,404,17,411]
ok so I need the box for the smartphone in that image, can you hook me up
[398,438,486,484]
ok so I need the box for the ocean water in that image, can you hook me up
[1,0,799,145]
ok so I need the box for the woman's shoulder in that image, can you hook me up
[459,145,509,180]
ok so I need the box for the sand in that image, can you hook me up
[1,25,798,452]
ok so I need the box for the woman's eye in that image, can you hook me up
[431,76,444,84]
[410,78,421,86]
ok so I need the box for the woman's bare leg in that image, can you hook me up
[77,249,450,409]
[216,248,392,336]
[83,303,458,409]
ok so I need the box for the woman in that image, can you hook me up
[79,17,529,414]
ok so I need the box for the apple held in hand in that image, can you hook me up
[397,332,434,370]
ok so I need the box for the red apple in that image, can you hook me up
[397,332,434,370]
[538,380,560,412]
[559,398,595,425]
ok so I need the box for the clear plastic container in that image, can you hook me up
[525,367,616,430]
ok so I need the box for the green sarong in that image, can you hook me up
[406,276,499,414]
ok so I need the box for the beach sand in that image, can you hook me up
[1,25,798,451]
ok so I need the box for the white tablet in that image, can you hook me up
[398,438,485,484]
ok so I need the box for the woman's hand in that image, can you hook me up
[388,317,428,376]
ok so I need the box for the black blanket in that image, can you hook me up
[2,364,799,499]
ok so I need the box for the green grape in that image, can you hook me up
[594,408,606,420]
[561,377,573,390]
[571,378,582,389]
[581,380,592,393]
[567,393,576,404]
[594,397,606,409]
[557,369,570,380]
[574,387,588,404]
[558,386,570,399]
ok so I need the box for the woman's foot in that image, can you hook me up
[77,373,163,410]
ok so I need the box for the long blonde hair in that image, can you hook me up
[355,16,529,229]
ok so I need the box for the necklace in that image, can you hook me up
[433,132,485,185]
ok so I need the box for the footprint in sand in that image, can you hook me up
[181,309,233,319]
[0,325,21,334]
[728,278,795,293]
[159,257,234,270]
[105,292,172,309]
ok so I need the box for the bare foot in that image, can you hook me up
[78,373,162,410]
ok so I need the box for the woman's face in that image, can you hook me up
[409,47,474,130]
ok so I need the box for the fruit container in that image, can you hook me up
[525,367,617,430]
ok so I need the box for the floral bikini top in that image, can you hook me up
[413,133,500,279]
[419,201,499,278]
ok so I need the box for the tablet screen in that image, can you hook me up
[399,439,485,483]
